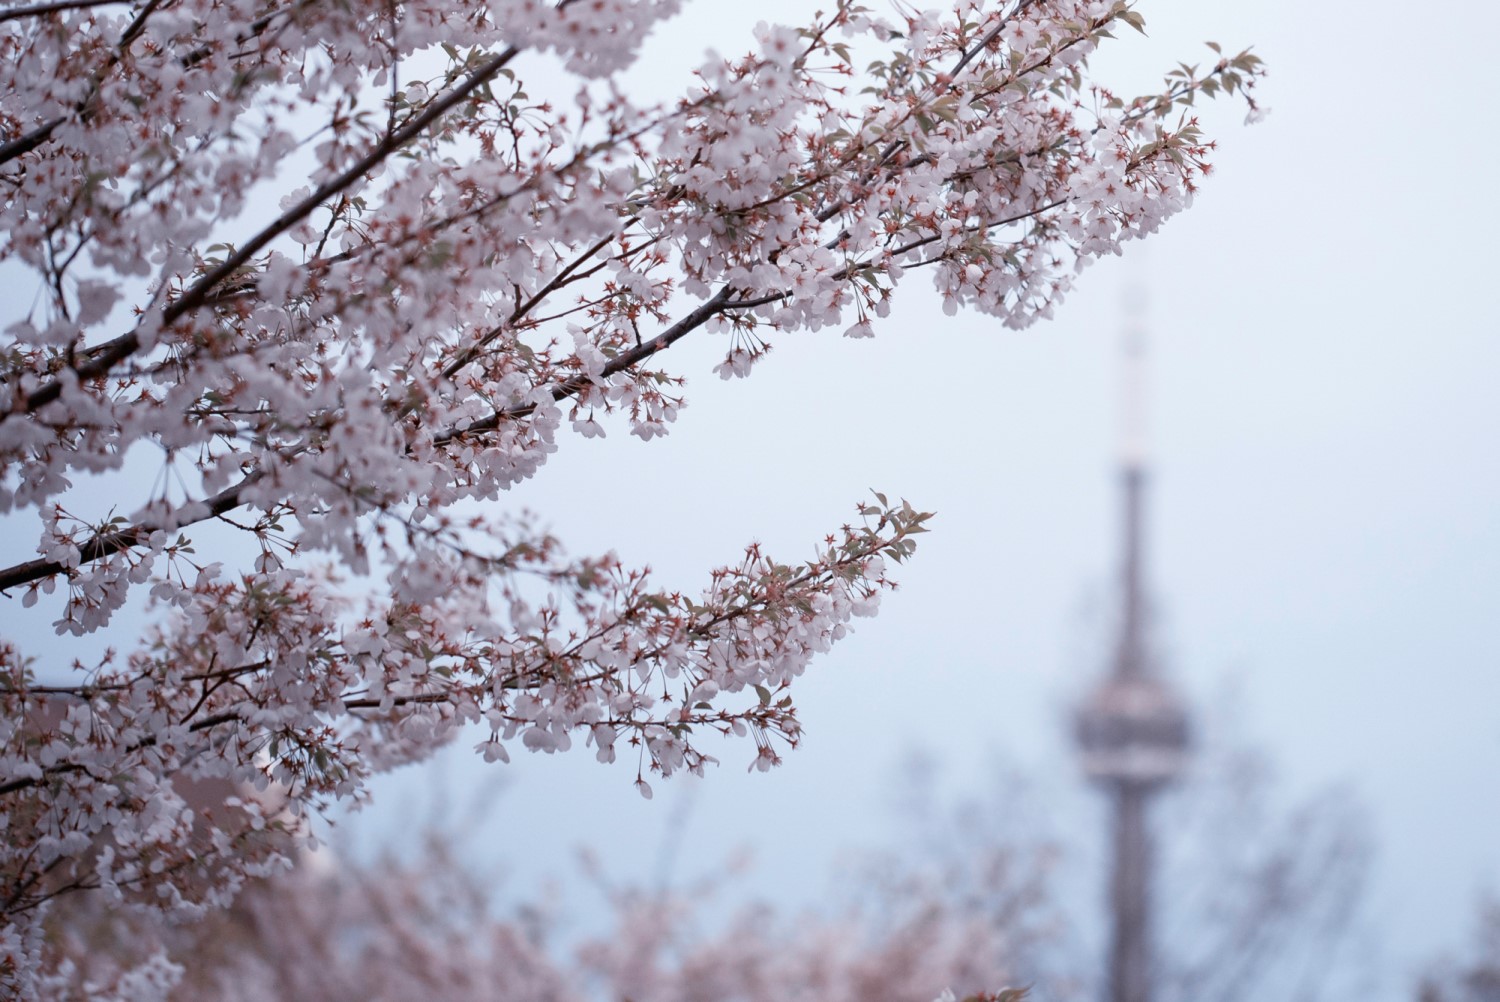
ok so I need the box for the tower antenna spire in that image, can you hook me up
[1120,284,1148,472]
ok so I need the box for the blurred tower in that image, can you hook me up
[1073,296,1191,1002]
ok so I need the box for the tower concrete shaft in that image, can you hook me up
[1099,462,1167,1002]
[1107,777,1154,1002]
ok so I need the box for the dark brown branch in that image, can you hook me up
[0,685,457,797]
[0,708,241,797]
[0,115,65,165]
[440,232,617,381]
[0,0,132,23]
[948,0,1039,78]
[434,285,735,444]
[0,477,255,593]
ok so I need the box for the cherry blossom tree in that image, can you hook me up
[37,824,1047,1002]
[31,737,1364,1002]
[0,0,1261,994]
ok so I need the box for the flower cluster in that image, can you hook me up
[0,0,1260,994]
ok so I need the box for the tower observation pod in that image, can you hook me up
[1072,296,1191,1002]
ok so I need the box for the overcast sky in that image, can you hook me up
[23,0,1480,996]
[344,3,1500,997]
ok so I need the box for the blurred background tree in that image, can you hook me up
[1419,899,1500,1002]
[37,720,1372,1002]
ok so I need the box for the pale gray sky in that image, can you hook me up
[9,0,1488,997]
[350,3,1500,997]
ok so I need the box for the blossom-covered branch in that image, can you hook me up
[1,0,1261,994]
